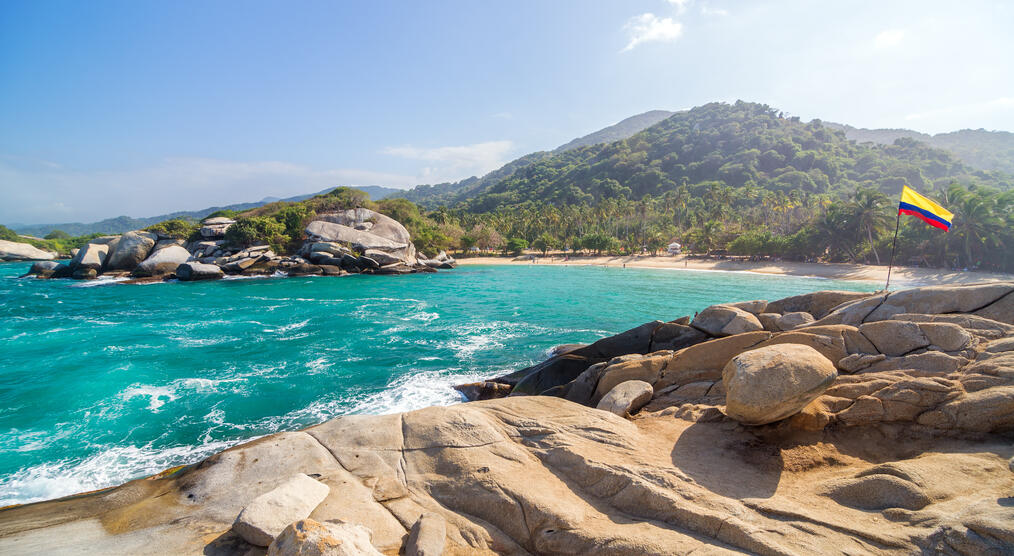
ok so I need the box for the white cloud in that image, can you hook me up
[381,140,514,182]
[666,0,692,15]
[622,13,684,52]
[700,3,728,16]
[873,28,906,49]
[490,111,514,120]
[0,157,418,225]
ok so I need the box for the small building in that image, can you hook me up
[667,242,682,255]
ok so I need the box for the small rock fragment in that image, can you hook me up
[233,474,331,547]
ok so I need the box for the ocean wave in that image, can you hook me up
[68,276,130,288]
[264,319,310,334]
[117,377,246,412]
[0,437,242,506]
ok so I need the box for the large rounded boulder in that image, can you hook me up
[0,240,57,261]
[105,231,157,270]
[132,245,191,277]
[722,343,837,425]
[691,304,764,337]
[304,208,417,266]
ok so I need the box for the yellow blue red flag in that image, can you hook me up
[898,186,953,231]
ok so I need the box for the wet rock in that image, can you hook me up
[176,262,224,281]
[72,267,98,280]
[453,381,512,401]
[27,260,61,277]
[723,344,837,425]
[233,473,331,547]
[287,263,324,276]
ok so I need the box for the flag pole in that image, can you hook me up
[884,209,901,291]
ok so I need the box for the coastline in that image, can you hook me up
[2,280,1013,554]
[456,254,1013,286]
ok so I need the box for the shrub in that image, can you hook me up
[224,216,286,248]
[44,230,71,240]
[205,209,240,220]
[145,219,200,240]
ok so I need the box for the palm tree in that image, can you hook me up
[849,186,892,265]
[946,184,1005,268]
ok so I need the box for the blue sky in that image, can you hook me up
[2,0,1012,224]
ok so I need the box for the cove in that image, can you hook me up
[0,262,877,505]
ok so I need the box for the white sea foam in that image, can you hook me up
[0,438,241,506]
[119,385,179,411]
[343,368,489,416]
[68,276,130,288]
[264,319,310,334]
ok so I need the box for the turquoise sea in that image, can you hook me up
[0,262,878,505]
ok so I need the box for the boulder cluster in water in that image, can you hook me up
[2,281,1012,554]
[22,209,456,282]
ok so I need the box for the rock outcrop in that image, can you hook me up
[22,209,448,282]
[304,209,417,267]
[3,283,1014,555]
[0,239,56,261]
[105,231,156,271]
[132,245,192,277]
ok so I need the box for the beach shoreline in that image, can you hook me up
[456,254,1012,286]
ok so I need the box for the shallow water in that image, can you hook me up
[0,261,878,505]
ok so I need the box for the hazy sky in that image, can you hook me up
[2,0,1012,224]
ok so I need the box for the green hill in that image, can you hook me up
[825,123,1014,175]
[395,110,676,208]
[456,101,1009,212]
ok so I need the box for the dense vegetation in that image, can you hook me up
[6,101,1011,273]
[390,102,1014,272]
[828,123,1014,176]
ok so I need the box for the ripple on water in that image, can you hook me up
[0,262,879,505]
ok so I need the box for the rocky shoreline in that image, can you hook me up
[17,209,456,283]
[1,282,1013,554]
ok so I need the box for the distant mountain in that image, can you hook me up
[824,123,1014,175]
[10,186,402,237]
[553,110,675,152]
[393,110,676,208]
[448,101,1011,212]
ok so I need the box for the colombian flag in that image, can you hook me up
[899,186,953,231]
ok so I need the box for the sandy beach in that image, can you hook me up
[456,254,1013,287]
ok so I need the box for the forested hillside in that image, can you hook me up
[459,101,1009,212]
[397,110,678,208]
[827,123,1014,175]
[399,102,1013,273]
